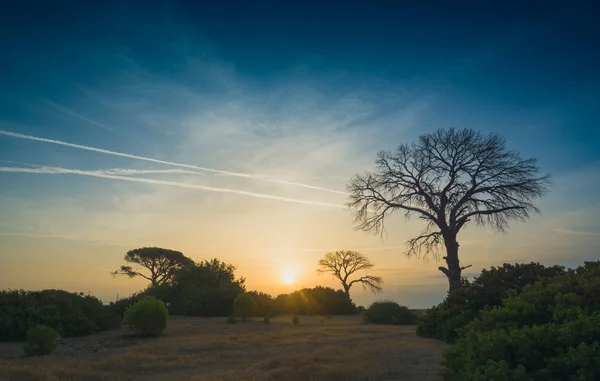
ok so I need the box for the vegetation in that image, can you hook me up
[364,301,417,325]
[227,314,236,324]
[233,293,257,321]
[275,286,358,315]
[23,325,60,356]
[317,250,383,301]
[112,247,194,286]
[0,289,120,341]
[443,261,600,380]
[292,315,299,325]
[122,296,168,336]
[347,128,550,291]
[417,262,566,342]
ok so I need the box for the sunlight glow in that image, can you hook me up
[282,269,296,284]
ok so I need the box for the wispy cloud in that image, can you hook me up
[553,228,599,237]
[0,130,347,195]
[0,165,346,209]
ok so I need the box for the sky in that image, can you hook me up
[0,1,599,308]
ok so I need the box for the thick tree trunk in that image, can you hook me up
[439,234,462,292]
[343,284,352,302]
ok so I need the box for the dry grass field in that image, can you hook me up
[0,315,446,381]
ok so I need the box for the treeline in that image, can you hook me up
[417,261,600,379]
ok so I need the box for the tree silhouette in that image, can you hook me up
[112,247,193,286]
[347,128,550,291]
[317,250,383,301]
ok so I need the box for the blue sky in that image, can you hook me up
[0,1,599,307]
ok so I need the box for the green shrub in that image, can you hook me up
[227,314,236,324]
[418,262,565,342]
[364,301,416,325]
[122,296,168,335]
[23,325,60,356]
[233,293,256,322]
[0,289,121,341]
[443,261,600,380]
[292,315,299,325]
[263,316,270,324]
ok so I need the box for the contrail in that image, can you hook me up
[0,160,205,176]
[0,130,348,195]
[0,166,346,209]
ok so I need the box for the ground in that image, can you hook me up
[0,315,446,381]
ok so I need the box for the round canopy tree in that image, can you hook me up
[112,247,193,286]
[347,128,550,291]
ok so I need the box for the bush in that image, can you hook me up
[233,293,256,321]
[417,262,565,342]
[364,301,416,325]
[263,316,270,324]
[292,315,299,325]
[0,289,121,341]
[23,325,60,356]
[443,261,600,380]
[122,296,168,335]
[227,314,236,324]
[274,286,357,315]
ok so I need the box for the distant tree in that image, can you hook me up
[112,247,193,286]
[347,128,550,291]
[317,250,383,301]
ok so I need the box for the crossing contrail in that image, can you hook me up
[0,165,347,209]
[0,130,349,195]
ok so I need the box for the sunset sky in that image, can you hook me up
[0,2,599,308]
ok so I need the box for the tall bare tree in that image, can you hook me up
[112,247,193,286]
[347,128,550,291]
[317,250,383,300]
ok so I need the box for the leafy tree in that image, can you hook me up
[348,128,550,291]
[112,247,193,286]
[233,293,256,321]
[317,250,383,301]
[443,261,600,380]
[274,286,357,315]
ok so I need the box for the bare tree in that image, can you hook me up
[112,247,193,286]
[347,128,550,291]
[317,250,383,300]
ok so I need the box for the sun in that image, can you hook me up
[282,269,296,284]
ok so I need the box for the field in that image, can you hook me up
[0,315,446,381]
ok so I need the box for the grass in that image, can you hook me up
[0,315,446,380]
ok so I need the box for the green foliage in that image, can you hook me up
[417,262,565,342]
[292,315,299,325]
[364,301,416,325]
[233,293,256,321]
[112,247,194,286]
[23,325,60,356]
[227,314,236,324]
[247,291,276,317]
[122,296,168,335]
[0,289,120,341]
[274,286,358,315]
[263,316,270,324]
[443,261,600,380]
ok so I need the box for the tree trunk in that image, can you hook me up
[439,234,462,292]
[343,284,351,302]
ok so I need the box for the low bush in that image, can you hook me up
[292,315,299,325]
[122,296,168,335]
[227,314,236,324]
[417,262,566,342]
[0,289,121,341]
[23,325,60,356]
[263,316,270,324]
[233,293,256,321]
[364,301,416,325]
[443,261,600,380]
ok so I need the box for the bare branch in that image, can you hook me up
[317,250,383,298]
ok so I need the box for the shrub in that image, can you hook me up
[23,325,60,356]
[122,296,168,335]
[227,314,236,324]
[417,262,566,342]
[292,315,299,325]
[274,287,358,315]
[443,261,600,380]
[364,301,416,325]
[233,293,256,322]
[0,289,121,341]
[263,316,270,324]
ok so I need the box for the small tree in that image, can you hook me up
[348,128,550,291]
[112,247,193,286]
[233,293,256,322]
[317,250,383,301]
